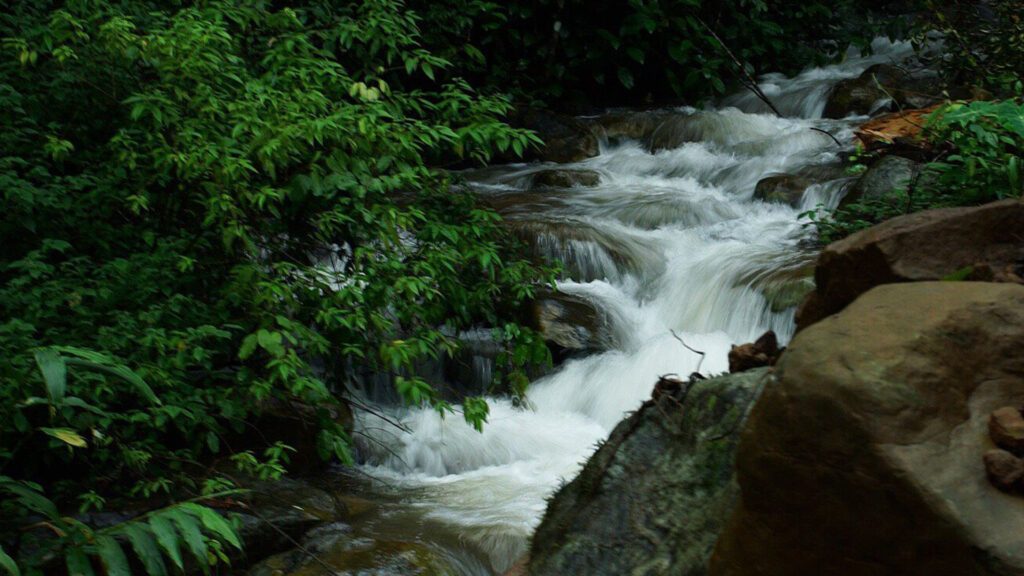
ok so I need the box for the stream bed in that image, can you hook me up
[346,38,917,576]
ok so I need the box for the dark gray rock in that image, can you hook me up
[840,155,920,208]
[532,169,601,188]
[529,369,770,576]
[824,63,943,119]
[754,174,813,206]
[248,521,457,576]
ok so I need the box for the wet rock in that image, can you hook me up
[529,369,770,576]
[248,522,456,576]
[501,556,529,576]
[753,174,812,206]
[839,155,920,208]
[712,282,1024,576]
[584,110,669,144]
[796,199,1024,331]
[824,64,943,119]
[985,450,1024,492]
[507,109,599,164]
[531,169,600,188]
[990,407,1024,455]
[728,331,782,374]
[234,477,345,562]
[532,291,612,353]
[737,259,816,314]
[253,398,354,474]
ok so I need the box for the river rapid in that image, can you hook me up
[348,39,917,575]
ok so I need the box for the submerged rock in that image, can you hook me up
[797,199,1024,331]
[584,110,669,144]
[531,291,613,353]
[529,369,770,576]
[531,169,601,188]
[248,522,456,576]
[753,174,812,206]
[824,63,942,119]
[712,282,1024,575]
[507,109,599,164]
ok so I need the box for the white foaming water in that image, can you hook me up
[353,39,913,575]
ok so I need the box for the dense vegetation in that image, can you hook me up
[0,0,1019,573]
[813,0,1024,242]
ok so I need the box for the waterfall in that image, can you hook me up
[350,38,915,575]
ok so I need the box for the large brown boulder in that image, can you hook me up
[529,369,770,576]
[797,199,1024,331]
[712,282,1024,576]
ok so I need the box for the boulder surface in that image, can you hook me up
[797,199,1024,330]
[529,369,770,576]
[712,282,1024,576]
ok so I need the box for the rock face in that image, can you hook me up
[248,522,456,576]
[839,155,919,208]
[712,282,1024,576]
[532,169,601,188]
[728,332,781,374]
[529,369,770,576]
[508,109,599,164]
[753,174,812,206]
[797,199,1024,331]
[824,64,942,119]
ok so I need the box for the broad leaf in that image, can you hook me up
[34,348,66,406]
[96,536,131,576]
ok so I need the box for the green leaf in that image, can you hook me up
[41,427,88,448]
[183,504,242,550]
[255,330,285,358]
[165,510,208,572]
[123,524,167,576]
[56,347,161,405]
[149,514,184,571]
[617,67,634,90]
[0,545,19,576]
[65,548,95,576]
[34,348,66,406]
[96,536,131,576]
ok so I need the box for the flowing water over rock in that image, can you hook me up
[349,39,915,575]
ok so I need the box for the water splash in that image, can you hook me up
[352,39,915,575]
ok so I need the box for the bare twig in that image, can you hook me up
[696,16,782,117]
[670,330,705,375]
[810,127,843,147]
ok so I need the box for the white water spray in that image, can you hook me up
[352,39,915,575]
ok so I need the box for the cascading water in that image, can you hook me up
[350,38,917,575]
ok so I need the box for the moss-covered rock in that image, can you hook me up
[528,369,770,576]
[248,522,457,576]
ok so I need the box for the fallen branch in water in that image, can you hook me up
[670,329,706,379]
[696,16,782,117]
[810,127,843,147]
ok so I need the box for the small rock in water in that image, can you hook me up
[984,449,1024,492]
[990,406,1024,455]
[728,331,781,373]
[532,169,600,188]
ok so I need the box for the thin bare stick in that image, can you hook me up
[696,16,783,117]
[810,127,843,147]
[670,329,705,375]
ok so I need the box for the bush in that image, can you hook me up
[0,1,555,570]
[808,98,1024,243]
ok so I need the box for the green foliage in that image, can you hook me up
[1,1,556,572]
[411,0,895,105]
[0,475,242,576]
[807,99,1024,243]
[926,99,1024,201]
[917,0,1024,94]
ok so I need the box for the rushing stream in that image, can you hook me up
[349,39,916,575]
